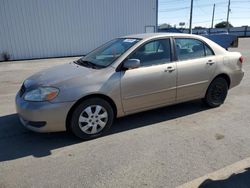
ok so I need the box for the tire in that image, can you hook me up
[70,98,114,139]
[203,77,228,108]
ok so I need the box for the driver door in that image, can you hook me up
[120,38,177,114]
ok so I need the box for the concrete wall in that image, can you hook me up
[0,0,157,61]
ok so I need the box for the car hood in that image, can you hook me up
[25,62,110,88]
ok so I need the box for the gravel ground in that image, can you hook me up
[0,38,249,188]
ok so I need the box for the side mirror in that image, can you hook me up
[123,59,140,70]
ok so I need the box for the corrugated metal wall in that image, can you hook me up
[0,0,157,61]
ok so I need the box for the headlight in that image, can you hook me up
[24,87,59,102]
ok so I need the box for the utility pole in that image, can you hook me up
[189,0,194,34]
[211,4,215,28]
[226,0,231,30]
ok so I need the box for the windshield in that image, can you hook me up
[78,38,140,68]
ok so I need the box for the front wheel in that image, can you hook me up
[70,98,114,139]
[203,77,228,108]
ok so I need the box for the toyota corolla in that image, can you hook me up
[16,33,244,139]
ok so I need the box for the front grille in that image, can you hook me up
[19,84,26,97]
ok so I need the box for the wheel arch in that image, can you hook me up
[211,73,231,88]
[66,94,117,131]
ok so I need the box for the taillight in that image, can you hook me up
[239,56,244,63]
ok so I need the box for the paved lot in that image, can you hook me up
[0,38,249,188]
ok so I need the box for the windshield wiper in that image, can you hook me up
[75,59,104,69]
[75,59,94,68]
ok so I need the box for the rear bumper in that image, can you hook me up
[16,92,74,133]
[230,69,244,89]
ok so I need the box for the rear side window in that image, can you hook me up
[205,44,214,56]
[175,38,214,61]
[129,39,171,67]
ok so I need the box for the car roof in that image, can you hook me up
[119,32,227,55]
[121,32,195,40]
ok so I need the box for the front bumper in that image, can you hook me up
[16,92,75,133]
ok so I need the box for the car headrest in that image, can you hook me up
[192,44,203,52]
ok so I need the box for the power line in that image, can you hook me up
[231,0,250,2]
[159,2,228,12]
[230,6,250,9]
[158,0,250,12]
[159,0,186,4]
[230,16,250,19]
[193,18,224,24]
[194,0,210,15]
[158,0,250,27]
[159,7,190,12]
[195,2,227,6]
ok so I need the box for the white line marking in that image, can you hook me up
[177,157,250,188]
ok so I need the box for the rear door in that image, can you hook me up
[174,38,217,102]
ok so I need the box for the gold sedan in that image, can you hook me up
[16,33,244,139]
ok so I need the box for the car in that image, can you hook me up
[16,33,244,139]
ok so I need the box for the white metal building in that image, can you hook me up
[0,0,158,61]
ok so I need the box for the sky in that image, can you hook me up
[158,0,250,28]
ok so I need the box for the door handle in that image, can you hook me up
[206,60,215,65]
[164,66,175,72]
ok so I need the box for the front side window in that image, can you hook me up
[129,39,171,67]
[77,38,140,68]
[175,38,208,61]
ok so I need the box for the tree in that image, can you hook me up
[215,21,233,28]
[194,26,206,29]
[158,23,172,29]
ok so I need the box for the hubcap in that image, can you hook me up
[78,105,108,134]
[211,84,226,102]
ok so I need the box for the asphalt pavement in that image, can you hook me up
[0,38,249,188]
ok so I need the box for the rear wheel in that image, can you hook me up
[203,77,228,108]
[70,98,114,139]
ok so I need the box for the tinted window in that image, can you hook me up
[129,39,171,67]
[205,44,214,56]
[175,38,206,61]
